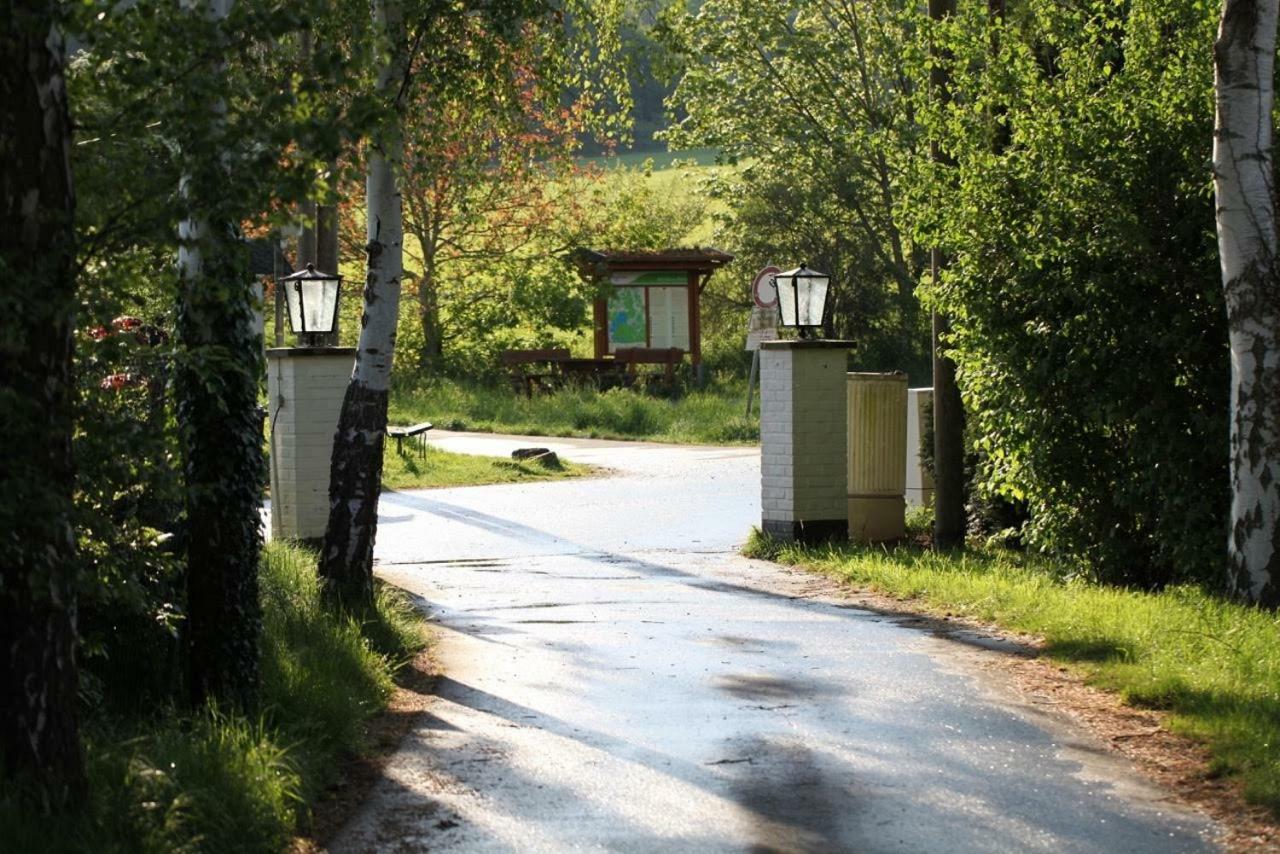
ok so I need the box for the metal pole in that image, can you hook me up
[273,235,284,347]
[744,349,760,416]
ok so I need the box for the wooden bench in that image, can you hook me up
[386,421,433,457]
[614,347,685,385]
[499,348,571,397]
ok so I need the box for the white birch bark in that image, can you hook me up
[1214,0,1280,605]
[320,0,407,603]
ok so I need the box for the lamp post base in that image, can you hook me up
[761,518,847,544]
[266,346,356,541]
[759,339,854,544]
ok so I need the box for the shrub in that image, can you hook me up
[913,0,1227,587]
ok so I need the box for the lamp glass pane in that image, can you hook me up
[799,274,829,326]
[301,278,339,333]
[284,279,304,333]
[775,272,798,326]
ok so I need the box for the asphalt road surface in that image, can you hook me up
[332,432,1220,853]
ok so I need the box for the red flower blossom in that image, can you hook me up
[100,373,135,391]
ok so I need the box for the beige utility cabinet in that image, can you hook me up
[847,372,908,542]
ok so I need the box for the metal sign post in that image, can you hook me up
[744,266,780,416]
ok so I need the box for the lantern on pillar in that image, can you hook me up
[774,264,830,336]
[280,263,342,346]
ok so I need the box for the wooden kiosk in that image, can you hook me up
[575,248,734,380]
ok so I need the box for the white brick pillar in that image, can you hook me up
[760,340,852,543]
[906,387,935,507]
[267,347,355,542]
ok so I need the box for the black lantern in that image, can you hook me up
[280,263,342,345]
[774,264,830,336]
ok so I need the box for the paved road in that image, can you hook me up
[333,432,1220,853]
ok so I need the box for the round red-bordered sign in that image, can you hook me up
[751,265,781,309]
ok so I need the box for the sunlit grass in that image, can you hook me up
[382,443,594,489]
[390,377,759,445]
[743,529,1280,814]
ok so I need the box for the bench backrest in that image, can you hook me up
[500,348,571,367]
[614,347,684,365]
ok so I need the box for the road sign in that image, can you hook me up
[747,265,780,351]
[751,265,781,309]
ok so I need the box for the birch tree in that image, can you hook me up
[0,0,86,808]
[321,0,408,607]
[1214,0,1280,606]
[174,0,266,707]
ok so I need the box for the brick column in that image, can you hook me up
[267,347,355,542]
[760,340,852,543]
[906,387,935,507]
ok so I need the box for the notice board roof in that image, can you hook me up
[573,247,735,274]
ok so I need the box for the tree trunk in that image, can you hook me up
[1214,0,1280,605]
[0,2,86,810]
[931,272,966,548]
[418,266,444,373]
[320,0,407,608]
[929,0,966,548]
[317,189,341,346]
[176,0,264,710]
[299,198,318,270]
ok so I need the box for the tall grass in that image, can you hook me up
[744,530,1280,814]
[390,377,758,445]
[0,542,426,852]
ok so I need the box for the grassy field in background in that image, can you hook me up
[578,146,725,171]
[0,543,427,853]
[743,529,1280,815]
[390,377,759,445]
[382,443,595,489]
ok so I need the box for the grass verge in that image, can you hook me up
[390,378,758,445]
[742,528,1280,816]
[382,443,595,490]
[0,542,427,853]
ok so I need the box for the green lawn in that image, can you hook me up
[382,442,595,489]
[389,378,758,446]
[743,529,1280,815]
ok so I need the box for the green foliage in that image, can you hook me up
[908,0,1227,587]
[577,165,708,250]
[664,0,932,380]
[73,366,186,712]
[0,542,426,852]
[390,375,758,444]
[766,538,1280,814]
[382,161,709,380]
